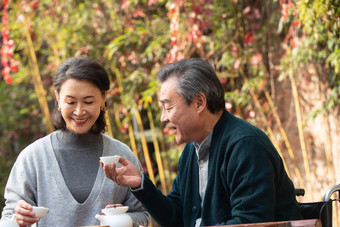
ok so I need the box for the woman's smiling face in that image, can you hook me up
[56,78,106,134]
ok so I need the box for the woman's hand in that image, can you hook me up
[101,156,142,189]
[104,204,123,209]
[14,200,40,227]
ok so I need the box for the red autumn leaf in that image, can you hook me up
[290,37,301,48]
[148,0,157,6]
[1,45,9,56]
[1,57,8,67]
[170,37,177,45]
[244,32,254,45]
[7,39,14,48]
[280,3,289,23]
[2,13,8,26]
[246,110,256,119]
[120,124,128,134]
[2,28,9,41]
[233,58,241,69]
[133,9,146,18]
[5,76,12,84]
[31,0,39,9]
[225,102,233,112]
[10,64,18,72]
[121,0,129,10]
[220,77,227,85]
[1,66,10,76]
[7,47,14,57]
[251,54,262,67]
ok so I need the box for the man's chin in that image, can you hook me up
[175,137,185,145]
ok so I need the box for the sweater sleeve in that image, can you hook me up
[132,172,184,227]
[131,143,200,227]
[1,145,38,222]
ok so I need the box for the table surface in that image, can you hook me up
[204,219,321,227]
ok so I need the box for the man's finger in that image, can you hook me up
[118,157,132,166]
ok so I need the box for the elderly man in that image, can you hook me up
[102,58,302,227]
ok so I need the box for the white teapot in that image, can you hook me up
[0,217,19,227]
[95,206,132,227]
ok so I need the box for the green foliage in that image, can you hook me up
[280,0,340,116]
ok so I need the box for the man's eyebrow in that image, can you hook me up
[159,99,171,104]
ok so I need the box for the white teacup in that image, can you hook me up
[32,206,49,218]
[100,155,120,165]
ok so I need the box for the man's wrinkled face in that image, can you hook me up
[159,77,200,144]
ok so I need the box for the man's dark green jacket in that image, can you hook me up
[133,111,302,226]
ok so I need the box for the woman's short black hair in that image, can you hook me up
[53,57,110,134]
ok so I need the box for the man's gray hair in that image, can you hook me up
[157,58,225,114]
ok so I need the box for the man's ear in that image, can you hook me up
[196,93,207,114]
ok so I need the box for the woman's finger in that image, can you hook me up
[14,213,39,226]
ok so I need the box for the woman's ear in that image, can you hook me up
[196,93,207,114]
[55,91,60,106]
[101,91,109,107]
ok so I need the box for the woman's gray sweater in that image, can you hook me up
[1,131,149,227]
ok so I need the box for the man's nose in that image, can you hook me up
[160,110,168,123]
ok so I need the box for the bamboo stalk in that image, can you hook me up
[104,110,114,138]
[323,115,338,227]
[113,67,124,92]
[289,69,314,200]
[334,202,339,227]
[22,13,54,133]
[147,105,168,193]
[156,119,173,188]
[127,113,139,158]
[113,103,122,129]
[111,67,124,131]
[322,115,334,180]
[264,91,305,188]
[133,103,156,185]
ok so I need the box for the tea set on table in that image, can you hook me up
[29,204,133,227]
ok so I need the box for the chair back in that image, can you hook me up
[299,200,332,227]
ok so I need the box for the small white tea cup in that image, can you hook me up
[100,155,120,165]
[32,206,49,218]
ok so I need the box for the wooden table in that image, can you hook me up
[205,219,321,227]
